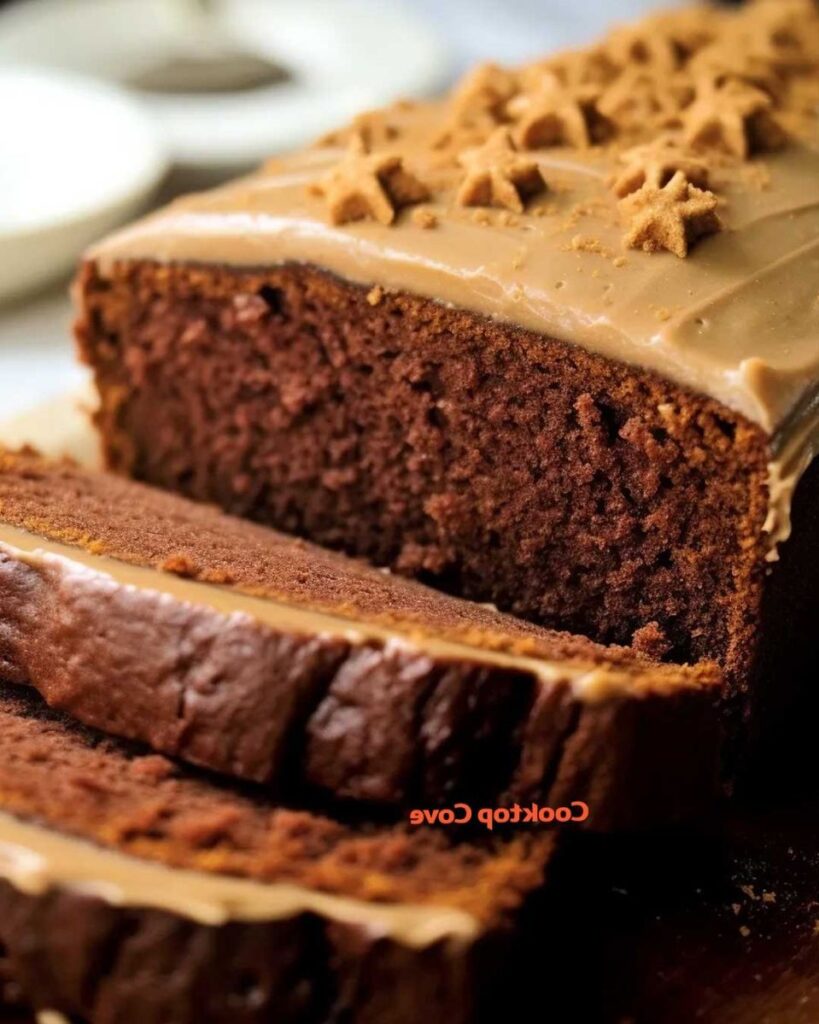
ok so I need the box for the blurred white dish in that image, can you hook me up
[0,385,101,469]
[0,0,449,170]
[0,68,167,303]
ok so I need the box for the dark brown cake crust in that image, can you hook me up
[0,886,494,1024]
[0,687,553,1024]
[74,260,772,705]
[0,453,720,829]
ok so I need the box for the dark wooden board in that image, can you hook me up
[526,796,819,1023]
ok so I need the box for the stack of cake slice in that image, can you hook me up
[0,450,720,823]
[1,0,818,1019]
[0,687,549,1024]
[0,450,720,1021]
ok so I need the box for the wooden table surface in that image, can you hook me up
[560,801,819,1023]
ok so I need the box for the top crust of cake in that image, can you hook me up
[89,0,819,444]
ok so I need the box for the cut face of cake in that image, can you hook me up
[0,450,720,829]
[0,686,554,1024]
[74,1,819,747]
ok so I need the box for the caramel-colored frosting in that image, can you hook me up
[0,809,478,944]
[88,1,819,545]
[0,520,707,700]
[92,140,819,433]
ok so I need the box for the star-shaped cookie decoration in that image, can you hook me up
[432,63,520,156]
[431,106,499,157]
[451,62,519,120]
[507,73,597,149]
[522,47,617,94]
[604,23,681,74]
[684,77,786,158]
[648,7,721,61]
[456,128,546,212]
[316,106,405,151]
[688,41,781,98]
[620,170,722,258]
[597,67,691,134]
[312,134,429,226]
[611,136,711,197]
[745,0,819,74]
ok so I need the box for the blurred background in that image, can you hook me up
[0,0,685,425]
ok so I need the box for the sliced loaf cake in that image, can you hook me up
[0,450,720,828]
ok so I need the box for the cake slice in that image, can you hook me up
[0,449,720,828]
[0,685,553,1024]
[74,1,819,747]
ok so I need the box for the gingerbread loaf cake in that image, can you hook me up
[0,685,555,1024]
[0,449,719,828]
[74,1,819,754]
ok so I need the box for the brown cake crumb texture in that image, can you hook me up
[310,0,819,256]
[0,448,689,672]
[76,260,770,710]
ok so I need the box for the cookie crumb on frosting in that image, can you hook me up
[412,206,439,229]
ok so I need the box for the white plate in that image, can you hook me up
[0,68,167,303]
[0,385,102,469]
[0,0,450,170]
